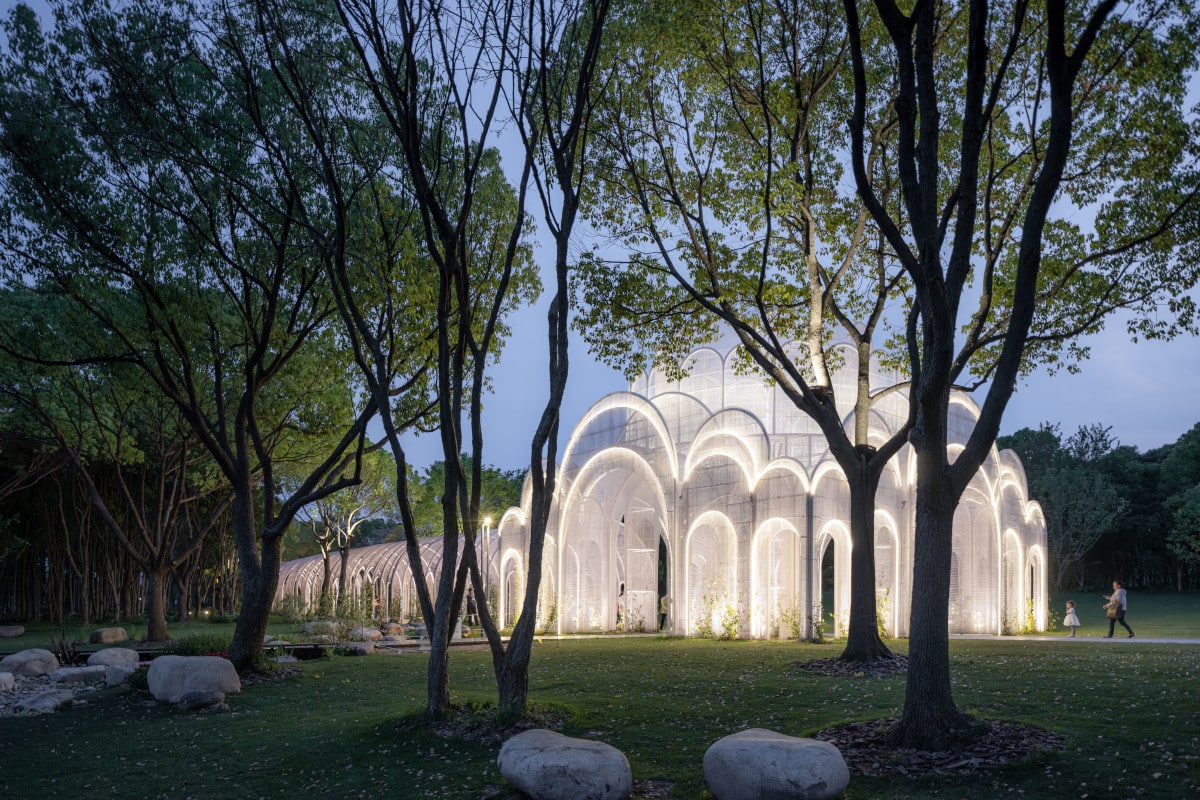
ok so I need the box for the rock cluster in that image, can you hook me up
[0,673,99,717]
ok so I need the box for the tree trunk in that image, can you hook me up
[891,412,974,749]
[840,461,892,661]
[338,544,351,616]
[227,494,282,673]
[144,568,170,642]
[426,592,453,718]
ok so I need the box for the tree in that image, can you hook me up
[1161,422,1200,588]
[0,0,379,670]
[307,449,395,612]
[578,0,915,660]
[0,313,233,640]
[303,0,613,716]
[1001,424,1125,590]
[405,458,524,540]
[842,0,1200,747]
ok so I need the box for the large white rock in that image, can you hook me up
[497,729,632,800]
[703,729,849,800]
[0,672,14,691]
[87,647,140,668]
[147,656,241,704]
[0,648,60,677]
[0,624,25,638]
[51,665,108,683]
[89,627,129,644]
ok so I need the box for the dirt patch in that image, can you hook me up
[793,653,908,677]
[428,704,567,745]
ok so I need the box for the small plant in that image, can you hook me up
[776,603,802,640]
[49,628,84,666]
[275,594,308,624]
[716,598,741,641]
[125,665,150,692]
[876,588,892,639]
[694,578,740,640]
[805,602,826,643]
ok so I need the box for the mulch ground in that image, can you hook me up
[796,654,1065,777]
[813,717,1066,777]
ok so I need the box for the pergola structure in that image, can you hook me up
[277,339,1048,639]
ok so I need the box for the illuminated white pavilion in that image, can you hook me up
[275,338,1048,639]
[494,339,1048,639]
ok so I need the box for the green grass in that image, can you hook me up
[0,618,318,653]
[2,635,1198,799]
[1044,591,1200,638]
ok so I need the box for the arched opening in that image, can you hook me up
[751,520,800,639]
[499,551,525,629]
[815,522,850,638]
[686,513,737,636]
[820,540,835,636]
[1002,530,1024,633]
[558,451,669,633]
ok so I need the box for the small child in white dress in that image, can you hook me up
[1063,600,1080,636]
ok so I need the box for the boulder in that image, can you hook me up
[87,647,140,668]
[0,648,60,678]
[378,635,405,646]
[383,621,404,636]
[15,689,76,714]
[176,690,228,712]
[0,672,13,691]
[106,664,137,687]
[703,729,849,800]
[0,624,25,638]
[349,626,382,642]
[147,655,241,704]
[51,665,108,683]
[497,729,632,800]
[89,627,129,644]
[344,642,374,656]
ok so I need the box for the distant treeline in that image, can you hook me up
[999,422,1200,593]
[0,446,521,624]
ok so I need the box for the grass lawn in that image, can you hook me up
[1043,592,1200,638]
[2,633,1199,799]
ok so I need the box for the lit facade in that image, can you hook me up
[496,340,1047,638]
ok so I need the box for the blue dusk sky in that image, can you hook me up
[3,0,1197,472]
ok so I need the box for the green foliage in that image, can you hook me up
[402,457,524,540]
[693,578,740,640]
[124,665,150,693]
[275,594,308,625]
[166,633,232,656]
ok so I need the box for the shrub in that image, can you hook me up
[166,633,232,657]
[125,665,150,692]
